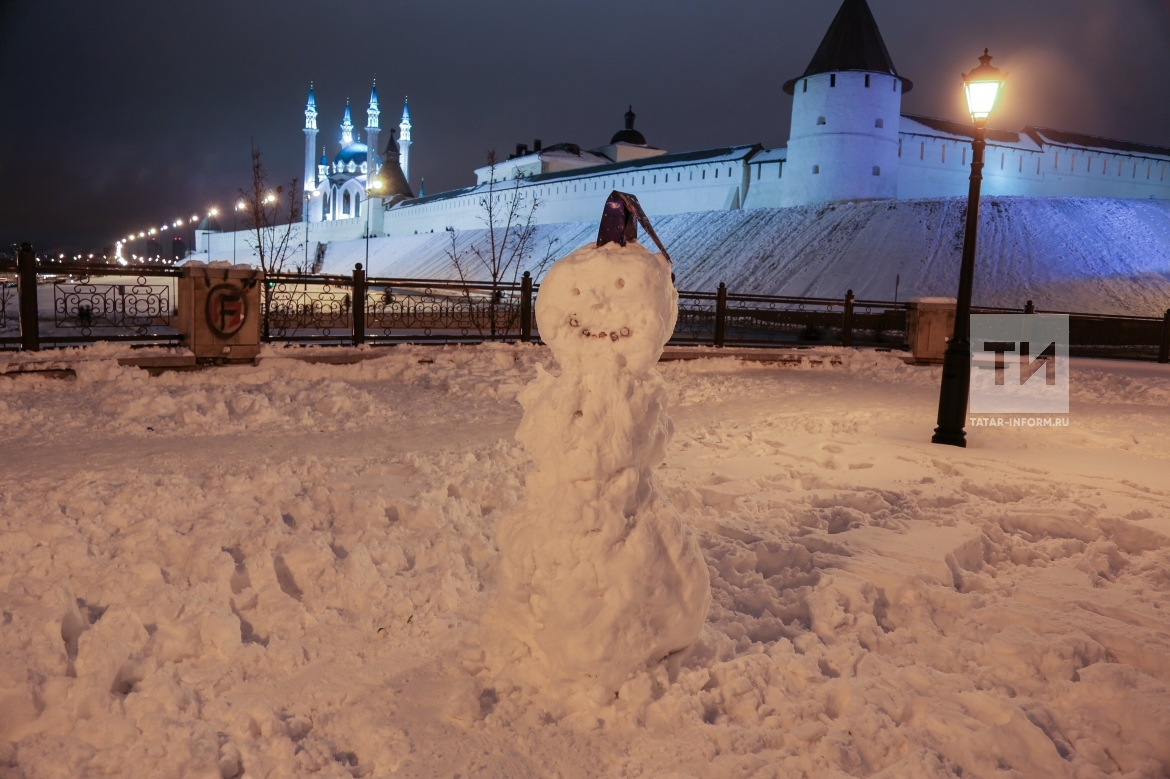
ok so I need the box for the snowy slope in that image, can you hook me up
[307,197,1170,316]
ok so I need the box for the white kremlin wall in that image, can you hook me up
[190,197,1170,317]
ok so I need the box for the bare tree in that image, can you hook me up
[239,144,303,337]
[446,150,550,337]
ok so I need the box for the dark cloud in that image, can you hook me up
[2,0,1168,251]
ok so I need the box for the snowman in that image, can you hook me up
[488,193,710,699]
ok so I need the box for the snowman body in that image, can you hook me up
[493,241,710,695]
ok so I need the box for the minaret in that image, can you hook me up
[341,99,354,146]
[365,80,380,181]
[780,0,909,207]
[303,83,318,197]
[397,98,412,184]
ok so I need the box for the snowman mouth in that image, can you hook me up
[568,315,631,342]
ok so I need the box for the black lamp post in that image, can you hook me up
[932,49,1007,447]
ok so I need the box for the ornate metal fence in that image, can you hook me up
[1059,311,1165,360]
[6,256,1169,363]
[263,274,355,342]
[365,277,529,343]
[671,289,909,348]
[45,267,179,344]
[0,282,14,334]
[850,299,911,347]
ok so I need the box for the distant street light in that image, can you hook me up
[932,49,1007,447]
[365,178,384,267]
[234,201,245,263]
[304,192,312,271]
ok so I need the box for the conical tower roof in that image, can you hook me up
[376,132,414,202]
[783,0,912,94]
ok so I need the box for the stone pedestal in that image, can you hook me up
[906,298,956,365]
[177,264,262,362]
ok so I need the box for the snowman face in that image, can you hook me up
[535,242,677,374]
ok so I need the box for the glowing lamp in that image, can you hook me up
[962,49,1006,122]
[209,207,219,216]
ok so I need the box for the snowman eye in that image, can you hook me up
[615,278,625,289]
[572,288,580,296]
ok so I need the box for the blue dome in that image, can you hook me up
[334,143,368,165]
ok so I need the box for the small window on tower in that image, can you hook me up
[865,74,870,88]
[812,165,820,174]
[875,118,884,128]
[802,80,807,93]
[873,166,880,176]
[817,116,826,125]
[343,191,351,215]
[830,74,836,87]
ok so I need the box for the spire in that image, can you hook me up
[304,82,318,130]
[625,105,635,129]
[398,98,412,183]
[341,99,354,145]
[782,0,912,94]
[367,79,380,129]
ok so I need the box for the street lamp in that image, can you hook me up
[233,201,245,263]
[304,191,313,271]
[932,49,1007,447]
[365,178,384,267]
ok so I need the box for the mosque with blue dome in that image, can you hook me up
[302,81,413,225]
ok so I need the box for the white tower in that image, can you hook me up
[303,83,318,196]
[781,0,909,207]
[340,99,354,146]
[397,98,412,185]
[365,80,380,181]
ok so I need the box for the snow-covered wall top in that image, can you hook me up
[312,197,1170,317]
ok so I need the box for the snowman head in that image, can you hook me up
[535,241,678,374]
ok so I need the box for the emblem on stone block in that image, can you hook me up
[206,284,247,337]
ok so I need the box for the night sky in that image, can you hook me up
[3,0,1169,253]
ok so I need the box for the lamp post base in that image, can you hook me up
[931,429,968,447]
[931,339,971,447]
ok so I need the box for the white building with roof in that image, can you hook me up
[198,0,1170,259]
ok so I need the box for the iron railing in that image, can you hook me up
[6,255,1170,364]
[365,277,534,343]
[51,271,177,341]
[263,273,355,342]
[3,262,181,348]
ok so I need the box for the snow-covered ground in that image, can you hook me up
[3,344,1170,778]
[282,197,1170,317]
